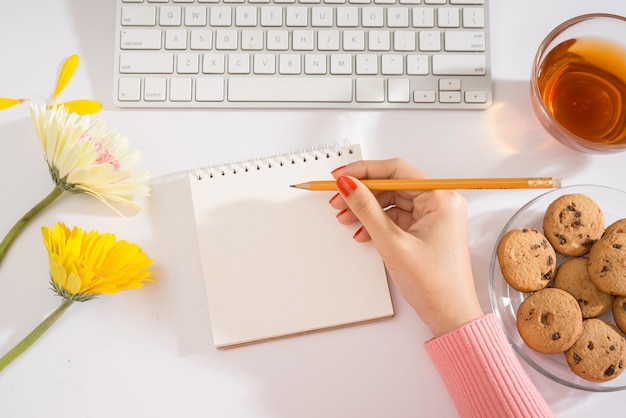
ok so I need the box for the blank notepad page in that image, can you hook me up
[188,143,394,348]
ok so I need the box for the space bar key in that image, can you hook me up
[228,77,353,102]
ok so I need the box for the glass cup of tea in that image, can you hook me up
[531,14,626,153]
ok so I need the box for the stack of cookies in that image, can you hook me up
[497,193,626,383]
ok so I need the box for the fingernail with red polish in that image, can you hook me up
[331,165,346,175]
[353,226,364,240]
[337,176,357,196]
[336,208,348,218]
[329,193,340,204]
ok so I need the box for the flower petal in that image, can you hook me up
[0,97,27,110]
[51,55,79,103]
[57,100,102,115]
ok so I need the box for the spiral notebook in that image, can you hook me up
[188,143,394,349]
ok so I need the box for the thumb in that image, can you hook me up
[336,176,398,243]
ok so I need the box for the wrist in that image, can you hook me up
[429,304,485,337]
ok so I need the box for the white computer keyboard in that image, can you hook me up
[114,0,491,109]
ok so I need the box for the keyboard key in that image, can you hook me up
[356,54,378,74]
[330,54,352,74]
[254,54,276,73]
[196,78,225,101]
[120,29,162,50]
[170,78,193,101]
[311,7,333,27]
[414,90,436,103]
[406,54,429,75]
[203,53,226,73]
[144,77,167,100]
[387,8,409,27]
[437,8,459,28]
[439,91,461,103]
[388,79,410,102]
[381,54,403,75]
[177,53,200,73]
[393,30,416,51]
[215,29,239,50]
[190,30,213,50]
[160,6,182,26]
[228,77,352,101]
[432,54,486,75]
[121,6,156,26]
[439,78,460,90]
[356,77,384,102]
[418,31,441,51]
[236,6,258,26]
[413,8,434,27]
[304,54,327,74]
[444,31,485,52]
[165,29,188,49]
[210,6,232,26]
[462,8,485,28]
[278,54,301,74]
[118,77,141,101]
[185,6,208,26]
[119,53,174,73]
[241,29,264,49]
[228,53,251,73]
[465,90,488,103]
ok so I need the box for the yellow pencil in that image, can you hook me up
[290,177,561,191]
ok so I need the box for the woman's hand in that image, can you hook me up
[330,159,484,337]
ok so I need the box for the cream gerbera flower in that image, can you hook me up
[30,103,151,209]
[0,222,155,372]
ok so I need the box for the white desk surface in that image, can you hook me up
[2,1,626,417]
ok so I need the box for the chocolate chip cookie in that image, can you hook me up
[497,227,556,292]
[516,288,583,354]
[543,194,604,257]
[604,218,626,236]
[588,232,626,296]
[553,257,613,318]
[612,296,626,334]
[565,318,626,382]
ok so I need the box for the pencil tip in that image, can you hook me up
[290,182,310,190]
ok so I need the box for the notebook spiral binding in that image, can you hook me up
[194,141,354,181]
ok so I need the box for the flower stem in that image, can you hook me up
[0,299,74,372]
[0,186,63,265]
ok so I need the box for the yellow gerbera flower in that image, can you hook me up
[0,223,155,372]
[42,222,155,302]
[30,103,151,210]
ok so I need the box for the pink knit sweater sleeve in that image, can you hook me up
[423,313,555,418]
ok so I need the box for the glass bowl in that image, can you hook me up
[530,13,626,153]
[489,184,626,391]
